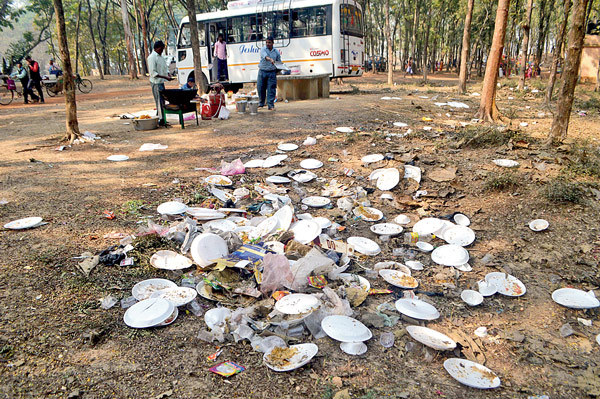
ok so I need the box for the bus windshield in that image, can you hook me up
[177,23,206,48]
[340,4,362,37]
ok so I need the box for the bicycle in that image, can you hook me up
[43,73,93,97]
[0,75,22,105]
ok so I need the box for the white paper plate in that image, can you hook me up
[290,220,321,244]
[157,201,187,215]
[406,326,457,351]
[204,307,232,330]
[485,273,526,297]
[150,250,194,270]
[370,223,403,236]
[336,127,354,133]
[157,307,179,327]
[529,219,549,232]
[453,213,471,226]
[249,216,279,239]
[493,159,519,168]
[3,217,43,230]
[302,196,331,207]
[551,288,600,309]
[150,286,198,307]
[340,341,367,355]
[132,278,178,301]
[353,207,383,222]
[263,154,288,168]
[264,343,319,371]
[203,219,237,232]
[273,205,294,232]
[442,226,476,246]
[275,293,321,315]
[413,218,444,235]
[393,122,408,127]
[368,168,387,181]
[311,217,330,229]
[300,159,323,169]
[376,168,400,191]
[372,261,412,275]
[107,155,129,162]
[244,159,264,168]
[461,289,484,306]
[395,298,440,320]
[431,245,470,266]
[338,273,370,292]
[190,233,229,267]
[277,143,299,151]
[321,315,372,342]
[347,236,381,256]
[416,241,434,252]
[186,208,226,220]
[266,175,292,184]
[288,169,317,183]
[394,215,411,225]
[478,280,497,296]
[205,175,233,186]
[405,260,424,271]
[443,358,501,389]
[361,154,384,163]
[124,297,174,328]
[379,269,418,289]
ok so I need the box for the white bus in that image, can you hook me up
[175,0,364,92]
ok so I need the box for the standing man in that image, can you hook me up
[214,34,228,81]
[10,61,36,104]
[257,37,280,111]
[147,40,172,126]
[25,56,44,103]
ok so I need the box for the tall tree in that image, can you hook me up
[385,0,393,85]
[547,0,590,143]
[74,1,82,73]
[120,0,138,79]
[476,0,511,122]
[422,8,432,82]
[458,0,475,93]
[517,0,534,90]
[186,0,207,93]
[85,0,104,78]
[546,0,571,103]
[52,0,81,143]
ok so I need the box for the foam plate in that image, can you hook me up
[370,223,403,236]
[353,207,383,222]
[301,196,331,208]
[190,233,229,267]
[124,297,174,328]
[290,220,321,244]
[3,217,43,230]
[321,315,372,342]
[551,288,600,309]
[275,293,321,315]
[379,269,418,289]
[431,245,470,266]
[107,155,129,162]
[361,154,384,163]
[205,175,233,186]
[406,326,457,350]
[266,176,291,184]
[442,226,476,246]
[395,298,440,320]
[150,250,194,270]
[443,358,501,389]
[264,343,318,372]
[132,278,177,301]
[157,201,187,215]
[277,143,299,151]
[300,159,323,169]
[347,236,381,256]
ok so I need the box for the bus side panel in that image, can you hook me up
[332,0,364,78]
[176,47,210,85]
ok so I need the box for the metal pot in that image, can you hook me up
[248,101,259,115]
[133,116,159,130]
[236,100,247,113]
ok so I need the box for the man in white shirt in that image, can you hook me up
[147,41,173,126]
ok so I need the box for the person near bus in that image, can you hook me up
[214,34,228,81]
[257,37,280,111]
[10,62,35,104]
[25,56,44,103]
[48,59,63,77]
[180,77,196,90]
[147,40,173,126]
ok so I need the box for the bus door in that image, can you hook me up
[207,20,228,82]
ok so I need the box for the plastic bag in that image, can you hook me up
[260,254,293,294]
[289,248,335,291]
[218,106,230,120]
[220,158,245,176]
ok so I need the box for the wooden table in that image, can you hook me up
[276,73,330,101]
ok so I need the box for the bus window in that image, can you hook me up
[177,23,206,48]
[229,16,248,43]
[292,6,331,38]
[340,4,363,37]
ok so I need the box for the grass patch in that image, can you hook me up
[543,177,585,203]
[529,79,546,91]
[575,95,600,110]
[456,125,528,148]
[566,142,600,178]
[502,78,519,88]
[121,199,146,217]
[344,132,358,143]
[485,172,520,191]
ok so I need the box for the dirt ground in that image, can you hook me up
[1,71,600,399]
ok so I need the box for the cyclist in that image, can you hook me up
[48,59,63,76]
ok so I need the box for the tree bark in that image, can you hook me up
[52,0,81,143]
[517,0,533,90]
[186,0,207,93]
[85,0,104,79]
[458,0,475,93]
[547,0,590,143]
[534,0,550,71]
[422,8,431,82]
[546,0,571,103]
[476,0,511,122]
[385,0,393,85]
[120,0,138,79]
[410,0,419,67]
[74,1,81,74]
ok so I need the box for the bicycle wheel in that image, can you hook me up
[78,79,93,94]
[46,85,58,97]
[0,86,14,105]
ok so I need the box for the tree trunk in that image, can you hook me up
[595,59,600,91]
[534,0,549,72]
[547,0,590,143]
[476,0,511,122]
[74,1,81,74]
[546,0,571,103]
[517,0,533,90]
[52,0,81,143]
[186,0,207,93]
[422,9,431,82]
[410,0,419,64]
[385,0,393,85]
[120,0,138,79]
[85,0,104,79]
[458,0,475,93]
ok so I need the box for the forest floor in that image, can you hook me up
[1,71,600,399]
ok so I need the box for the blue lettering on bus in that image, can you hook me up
[239,45,260,54]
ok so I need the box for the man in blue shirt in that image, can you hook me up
[257,37,280,110]
[180,77,196,90]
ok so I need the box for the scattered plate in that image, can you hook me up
[302,196,331,208]
[275,293,321,315]
[416,241,434,252]
[124,298,174,328]
[413,218,444,235]
[150,286,198,307]
[277,143,299,151]
[290,220,321,244]
[340,342,367,355]
[393,122,408,127]
[132,278,177,301]
[288,169,317,183]
[263,343,319,372]
[244,159,264,168]
[453,213,470,226]
[529,219,549,232]
[353,207,383,222]
[361,154,384,163]
[370,223,403,236]
[263,154,288,168]
[405,260,424,271]
[157,201,187,215]
[204,219,237,232]
[321,315,372,342]
[3,217,43,230]
[336,127,354,133]
[157,307,179,327]
[338,273,371,292]
[372,261,412,275]
[190,233,229,267]
[478,280,497,297]
[394,215,411,225]
[107,155,129,162]
[431,245,470,266]
[376,168,400,191]
[379,269,418,289]
[493,159,519,168]
[300,159,323,169]
[394,298,440,320]
[442,226,476,246]
[454,263,472,272]
[249,216,279,239]
[347,236,381,256]
[313,217,332,229]
[150,250,193,270]
[485,273,526,297]
[205,175,233,186]
[186,208,226,220]
[551,288,600,309]
[461,290,484,306]
[266,176,292,184]
[406,326,457,351]
[443,358,501,389]
[273,205,294,232]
